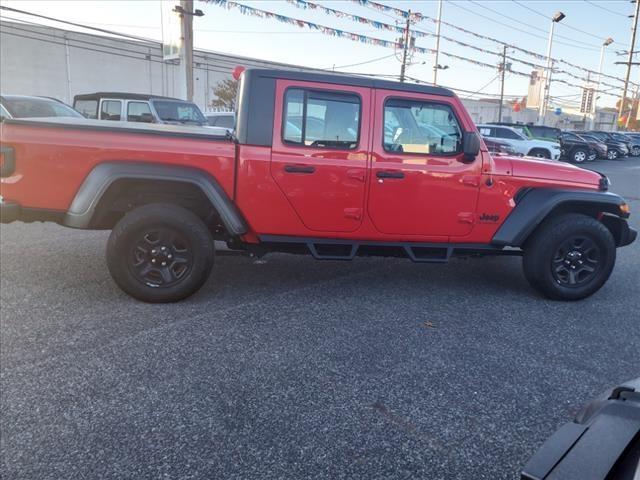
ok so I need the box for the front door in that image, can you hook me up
[270,80,370,233]
[368,89,481,237]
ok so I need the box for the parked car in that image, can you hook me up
[576,131,629,160]
[488,122,561,142]
[206,111,235,129]
[564,132,608,160]
[477,124,561,159]
[483,137,519,156]
[0,95,84,119]
[557,132,596,164]
[73,92,210,126]
[526,125,562,142]
[608,131,640,156]
[1,68,635,302]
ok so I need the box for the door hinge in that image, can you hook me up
[457,212,475,224]
[344,208,363,220]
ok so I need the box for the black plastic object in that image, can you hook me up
[522,377,640,480]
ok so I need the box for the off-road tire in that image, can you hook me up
[523,214,616,301]
[529,148,551,159]
[107,203,214,302]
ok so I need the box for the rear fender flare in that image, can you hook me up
[492,188,627,247]
[63,162,248,235]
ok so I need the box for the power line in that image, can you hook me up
[462,74,500,98]
[511,0,628,46]
[0,5,154,43]
[583,0,628,18]
[350,0,635,86]
[328,53,396,70]
[456,0,601,51]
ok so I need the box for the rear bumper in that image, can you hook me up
[1,200,64,224]
[0,199,20,223]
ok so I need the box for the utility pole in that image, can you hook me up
[625,85,639,128]
[619,0,640,126]
[177,0,194,101]
[399,10,411,82]
[433,0,443,85]
[498,45,507,122]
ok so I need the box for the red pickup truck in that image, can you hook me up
[1,69,636,302]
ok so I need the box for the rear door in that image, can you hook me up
[270,79,371,233]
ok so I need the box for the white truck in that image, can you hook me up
[477,124,561,159]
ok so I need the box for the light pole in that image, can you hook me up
[589,37,614,130]
[538,11,565,125]
[433,0,443,85]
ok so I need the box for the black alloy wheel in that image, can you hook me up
[130,228,192,287]
[551,236,601,287]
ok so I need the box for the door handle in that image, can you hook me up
[376,170,405,179]
[284,164,316,174]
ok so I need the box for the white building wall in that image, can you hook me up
[0,20,307,110]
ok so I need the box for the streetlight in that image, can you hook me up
[538,11,565,125]
[589,37,614,129]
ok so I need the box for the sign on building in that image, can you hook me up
[526,70,543,109]
[161,0,181,61]
[580,86,595,114]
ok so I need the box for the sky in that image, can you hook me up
[0,0,635,109]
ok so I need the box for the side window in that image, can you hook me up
[383,99,462,154]
[478,127,492,137]
[74,100,98,119]
[127,102,153,122]
[101,100,122,121]
[498,128,521,140]
[282,88,360,149]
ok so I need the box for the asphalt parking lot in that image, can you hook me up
[1,157,639,480]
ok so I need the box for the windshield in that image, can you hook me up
[3,97,83,118]
[151,100,207,125]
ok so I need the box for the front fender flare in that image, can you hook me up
[63,162,248,235]
[492,188,627,247]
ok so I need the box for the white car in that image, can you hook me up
[477,124,561,160]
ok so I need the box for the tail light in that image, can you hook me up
[0,145,15,177]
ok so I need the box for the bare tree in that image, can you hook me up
[209,78,238,110]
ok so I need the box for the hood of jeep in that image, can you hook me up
[492,155,601,186]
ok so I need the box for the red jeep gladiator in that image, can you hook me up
[0,69,636,302]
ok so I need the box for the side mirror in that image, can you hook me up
[462,131,481,162]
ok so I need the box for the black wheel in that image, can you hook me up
[632,146,640,157]
[529,149,551,159]
[570,147,589,164]
[107,203,214,302]
[587,152,597,162]
[606,149,619,160]
[523,214,616,301]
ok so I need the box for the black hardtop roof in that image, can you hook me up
[245,68,455,97]
[73,92,186,102]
